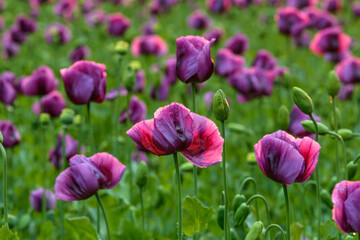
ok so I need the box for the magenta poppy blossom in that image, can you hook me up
[127,102,223,168]
[335,57,360,85]
[338,84,355,101]
[275,7,309,37]
[225,33,249,55]
[30,188,56,212]
[60,60,107,105]
[207,0,232,13]
[49,133,78,169]
[304,8,338,30]
[69,45,90,63]
[164,57,177,85]
[135,70,146,93]
[16,15,37,33]
[287,0,317,9]
[215,48,245,77]
[131,35,168,57]
[254,130,321,185]
[176,36,215,84]
[310,27,352,56]
[86,10,106,27]
[187,10,211,30]
[252,50,278,71]
[107,13,130,37]
[44,23,72,45]
[0,121,21,148]
[332,180,360,233]
[354,3,360,18]
[32,91,66,117]
[21,66,58,96]
[323,0,341,13]
[55,153,126,201]
[0,71,17,105]
[53,0,77,20]
[204,28,223,44]
[288,105,321,138]
[119,96,147,124]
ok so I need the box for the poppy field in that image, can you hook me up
[1,0,360,239]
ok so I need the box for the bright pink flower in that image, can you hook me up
[310,27,352,55]
[131,35,168,57]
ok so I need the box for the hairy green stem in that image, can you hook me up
[332,97,341,182]
[282,184,290,240]
[95,193,111,240]
[221,121,229,240]
[173,152,182,240]
[140,187,145,233]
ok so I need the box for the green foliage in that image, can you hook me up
[64,217,98,240]
[0,224,19,240]
[290,222,303,240]
[321,220,342,240]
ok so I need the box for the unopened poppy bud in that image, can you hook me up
[0,132,3,144]
[216,205,225,230]
[135,161,148,188]
[301,120,329,135]
[338,128,353,140]
[60,108,75,125]
[74,114,81,126]
[114,40,129,55]
[40,113,50,125]
[347,161,357,180]
[180,162,194,173]
[232,194,246,213]
[321,189,333,208]
[292,87,314,115]
[246,152,257,165]
[245,221,264,240]
[233,203,250,227]
[277,105,289,130]
[327,176,338,192]
[327,71,341,97]
[129,60,141,71]
[117,136,125,144]
[213,89,229,122]
[230,228,238,240]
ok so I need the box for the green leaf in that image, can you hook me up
[321,220,341,240]
[182,196,215,236]
[38,221,56,240]
[0,224,19,240]
[290,222,303,240]
[65,216,98,240]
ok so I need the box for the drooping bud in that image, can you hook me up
[301,120,329,135]
[245,221,264,240]
[230,228,238,240]
[277,105,289,130]
[135,161,148,188]
[40,113,51,126]
[347,161,357,180]
[213,89,229,122]
[327,71,341,97]
[320,189,333,208]
[232,194,246,213]
[292,87,314,115]
[338,128,353,141]
[114,40,129,56]
[233,203,250,227]
[216,205,225,230]
[60,108,75,125]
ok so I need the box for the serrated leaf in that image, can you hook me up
[0,224,19,240]
[182,196,215,236]
[65,216,98,240]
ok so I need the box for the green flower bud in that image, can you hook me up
[320,189,333,209]
[180,162,194,173]
[292,87,314,115]
[40,113,51,126]
[74,114,82,126]
[277,105,289,130]
[117,136,125,144]
[347,161,358,180]
[327,71,341,97]
[129,60,141,71]
[301,120,329,135]
[0,131,3,144]
[213,89,229,122]
[216,205,225,230]
[245,221,264,240]
[246,152,257,165]
[338,129,353,141]
[60,108,75,125]
[135,161,148,188]
[232,194,246,213]
[233,203,250,227]
[327,176,338,192]
[114,41,129,55]
[230,228,239,240]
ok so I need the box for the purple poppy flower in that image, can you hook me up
[252,50,278,71]
[21,66,58,96]
[294,31,311,47]
[310,27,352,56]
[354,3,360,18]
[324,51,351,64]
[150,78,171,101]
[332,180,360,233]
[55,153,126,201]
[0,71,17,105]
[338,84,355,101]
[82,0,97,14]
[187,10,211,30]
[204,28,223,44]
[131,35,168,57]
[275,7,309,37]
[54,0,77,20]
[30,188,56,212]
[135,70,146,93]
[203,91,214,109]
[323,0,341,13]
[131,150,148,164]
[9,26,27,44]
[105,86,128,101]
[49,133,78,169]
[288,105,321,138]
[215,48,245,77]
[127,102,224,168]
[119,96,147,124]
[176,36,215,84]
[142,18,157,35]
[335,57,360,84]
[207,0,232,13]
[60,60,107,105]
[32,91,66,117]
[287,0,317,9]
[0,121,21,148]
[254,130,321,185]
[233,0,261,8]
[304,8,338,30]
[16,15,37,33]
[44,23,72,45]
[150,0,177,15]
[2,33,19,59]
[69,45,90,63]
[164,57,177,85]
[225,33,249,55]
[107,13,130,37]
[85,10,106,27]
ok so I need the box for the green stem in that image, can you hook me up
[264,224,286,240]
[239,177,259,220]
[59,127,67,240]
[0,144,7,224]
[332,97,341,182]
[329,131,347,179]
[140,187,145,233]
[353,155,360,164]
[246,194,271,225]
[173,152,182,240]
[191,83,198,240]
[282,184,290,240]
[221,121,229,240]
[41,123,47,223]
[126,93,133,203]
[95,193,111,240]
[310,113,321,240]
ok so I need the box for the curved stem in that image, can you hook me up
[282,184,290,240]
[239,177,259,220]
[309,113,321,240]
[246,194,271,225]
[264,224,286,240]
[329,131,347,179]
[353,155,360,164]
[173,152,182,240]
[140,187,145,233]
[0,144,7,224]
[221,121,229,240]
[95,193,111,240]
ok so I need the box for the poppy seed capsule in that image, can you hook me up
[277,105,290,130]
[338,129,353,140]
[60,108,75,125]
[232,194,246,213]
[347,161,357,180]
[40,113,51,126]
[213,89,229,121]
[114,40,129,55]
[327,71,341,97]
[245,221,264,240]
[135,161,148,188]
[292,87,314,115]
[74,115,81,126]
[216,205,225,230]
[301,120,329,135]
[233,203,250,227]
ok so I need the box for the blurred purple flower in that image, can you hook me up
[131,35,168,56]
[275,7,309,37]
[304,8,338,30]
[135,70,146,93]
[164,57,177,85]
[338,84,355,101]
[54,0,77,20]
[324,51,351,64]
[207,0,232,13]
[203,91,214,109]
[287,0,317,9]
[32,91,66,117]
[105,86,128,101]
[215,48,245,77]
[16,15,37,33]
[49,133,78,169]
[353,3,360,18]
[85,10,106,27]
[21,66,58,96]
[69,45,90,63]
[131,150,148,164]
[288,105,321,138]
[335,57,360,84]
[187,10,211,30]
[225,33,249,55]
[150,0,177,15]
[0,71,17,105]
[119,96,147,124]
[30,188,56,212]
[82,0,97,14]
[44,23,72,45]
[9,26,27,44]
[204,28,223,44]
[107,13,131,37]
[2,33,19,59]
[310,27,351,56]
[323,0,341,13]
[0,121,21,148]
